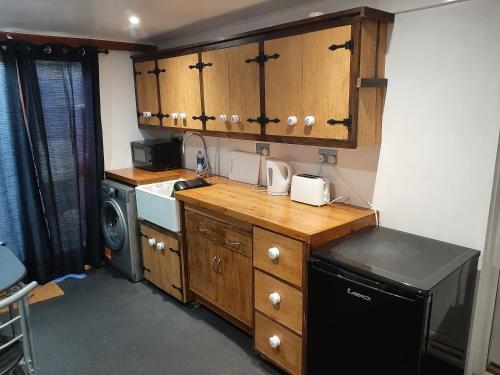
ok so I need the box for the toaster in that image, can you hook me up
[290,174,330,206]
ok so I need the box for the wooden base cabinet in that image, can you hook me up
[185,206,253,328]
[140,222,187,303]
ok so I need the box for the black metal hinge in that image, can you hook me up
[147,67,166,75]
[169,247,180,256]
[247,115,280,126]
[140,232,149,239]
[192,114,216,122]
[143,266,151,273]
[245,53,280,64]
[134,70,142,76]
[188,62,213,70]
[171,284,183,293]
[329,40,354,52]
[327,116,352,131]
[153,112,169,120]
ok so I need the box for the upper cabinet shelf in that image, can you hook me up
[132,6,394,148]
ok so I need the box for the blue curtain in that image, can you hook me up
[0,47,52,281]
[0,43,104,283]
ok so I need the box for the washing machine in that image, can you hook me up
[101,179,143,282]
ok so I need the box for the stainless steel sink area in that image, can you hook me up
[135,179,184,232]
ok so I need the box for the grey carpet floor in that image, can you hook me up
[29,266,283,375]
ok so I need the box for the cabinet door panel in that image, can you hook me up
[302,26,351,140]
[134,61,160,126]
[187,231,218,303]
[228,43,261,134]
[157,232,183,300]
[264,35,303,136]
[158,54,202,130]
[217,246,253,326]
[202,49,231,132]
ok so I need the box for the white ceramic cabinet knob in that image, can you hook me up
[171,112,178,120]
[268,335,281,349]
[304,115,315,126]
[142,111,152,118]
[156,242,165,251]
[287,116,298,126]
[269,292,281,306]
[179,112,187,121]
[219,114,228,122]
[268,247,280,261]
[148,238,157,247]
[230,114,240,123]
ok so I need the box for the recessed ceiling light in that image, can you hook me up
[129,15,140,25]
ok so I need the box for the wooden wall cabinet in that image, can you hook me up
[185,207,253,328]
[202,43,261,134]
[133,7,394,148]
[140,222,187,302]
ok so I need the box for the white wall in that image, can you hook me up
[149,0,500,252]
[99,50,144,170]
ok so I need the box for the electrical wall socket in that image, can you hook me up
[256,143,270,156]
[318,149,338,165]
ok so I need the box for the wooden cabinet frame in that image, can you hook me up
[133,7,394,148]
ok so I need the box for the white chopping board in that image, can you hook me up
[228,151,261,185]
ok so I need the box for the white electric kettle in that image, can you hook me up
[266,159,293,195]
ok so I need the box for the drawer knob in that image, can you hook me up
[230,114,240,123]
[179,112,187,121]
[287,115,298,126]
[156,242,165,251]
[171,112,178,120]
[219,114,228,123]
[268,247,280,261]
[304,115,315,126]
[268,335,281,349]
[148,238,157,247]
[269,292,281,306]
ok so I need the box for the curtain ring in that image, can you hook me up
[79,48,86,56]
[43,45,52,54]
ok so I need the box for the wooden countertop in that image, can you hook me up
[106,167,376,247]
[105,168,189,186]
[174,173,376,247]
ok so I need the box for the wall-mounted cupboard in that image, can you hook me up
[132,7,394,148]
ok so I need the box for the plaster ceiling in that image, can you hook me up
[0,0,312,45]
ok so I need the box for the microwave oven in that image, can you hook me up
[130,139,182,171]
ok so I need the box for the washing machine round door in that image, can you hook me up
[101,199,126,251]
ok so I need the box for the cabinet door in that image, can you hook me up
[134,61,160,126]
[186,231,218,304]
[302,26,351,140]
[156,232,183,301]
[141,231,159,285]
[264,35,303,136]
[158,53,202,130]
[217,247,253,326]
[202,48,231,132]
[227,43,261,134]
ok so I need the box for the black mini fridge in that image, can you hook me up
[307,227,479,375]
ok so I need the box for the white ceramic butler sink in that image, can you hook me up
[135,179,184,232]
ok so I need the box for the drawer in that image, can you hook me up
[185,208,219,241]
[219,224,252,257]
[253,227,304,287]
[255,312,302,375]
[185,207,252,257]
[254,270,303,335]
